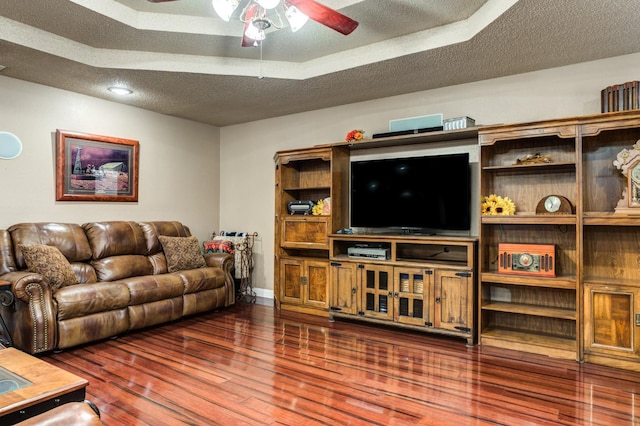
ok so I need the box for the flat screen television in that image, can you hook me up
[350,153,471,233]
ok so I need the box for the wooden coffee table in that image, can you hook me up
[0,348,88,424]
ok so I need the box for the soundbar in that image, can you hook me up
[371,126,444,139]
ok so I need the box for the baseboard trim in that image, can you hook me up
[253,288,274,300]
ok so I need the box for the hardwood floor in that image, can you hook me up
[43,301,640,425]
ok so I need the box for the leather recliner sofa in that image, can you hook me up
[0,221,234,354]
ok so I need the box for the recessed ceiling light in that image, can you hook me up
[108,86,133,96]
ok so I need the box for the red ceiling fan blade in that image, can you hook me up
[287,0,358,35]
[241,4,260,47]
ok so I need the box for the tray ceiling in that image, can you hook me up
[0,0,639,126]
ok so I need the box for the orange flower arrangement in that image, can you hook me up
[345,129,365,142]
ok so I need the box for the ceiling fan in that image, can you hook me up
[147,0,359,47]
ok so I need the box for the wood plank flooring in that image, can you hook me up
[42,301,640,425]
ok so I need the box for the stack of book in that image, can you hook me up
[601,81,639,112]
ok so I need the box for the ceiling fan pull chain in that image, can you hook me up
[259,39,264,79]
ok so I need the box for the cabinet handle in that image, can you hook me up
[636,313,640,326]
[394,292,399,297]
[435,296,441,303]
[300,276,308,285]
[351,287,357,294]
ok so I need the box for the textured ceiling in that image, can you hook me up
[0,0,639,127]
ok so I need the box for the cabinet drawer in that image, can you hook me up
[281,217,329,248]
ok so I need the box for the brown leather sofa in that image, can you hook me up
[0,221,234,354]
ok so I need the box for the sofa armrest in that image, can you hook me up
[0,271,57,354]
[204,252,235,306]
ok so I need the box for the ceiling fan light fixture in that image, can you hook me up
[283,4,308,32]
[212,0,241,21]
[255,0,280,9]
[245,19,268,41]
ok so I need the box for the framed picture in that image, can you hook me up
[55,130,139,202]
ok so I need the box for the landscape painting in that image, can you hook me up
[55,130,139,202]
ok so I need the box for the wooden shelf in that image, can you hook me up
[331,254,471,270]
[480,328,576,359]
[330,234,476,268]
[482,162,576,172]
[481,214,576,225]
[481,272,576,289]
[395,257,469,267]
[482,302,576,320]
[282,186,330,191]
[322,127,480,151]
[583,212,640,225]
[583,277,640,288]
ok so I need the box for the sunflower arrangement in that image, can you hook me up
[482,194,516,215]
[345,129,365,142]
[312,199,324,215]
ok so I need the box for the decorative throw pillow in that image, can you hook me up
[203,239,235,255]
[19,244,77,290]
[158,235,206,273]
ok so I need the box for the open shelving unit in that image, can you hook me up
[479,110,640,369]
[479,118,580,359]
[274,146,349,315]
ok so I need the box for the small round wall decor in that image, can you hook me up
[0,132,23,159]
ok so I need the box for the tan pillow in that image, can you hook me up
[20,244,77,290]
[158,235,206,273]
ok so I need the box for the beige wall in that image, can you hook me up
[3,52,639,298]
[0,76,221,241]
[219,52,640,297]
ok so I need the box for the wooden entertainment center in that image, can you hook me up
[274,128,479,345]
[274,110,640,371]
[329,234,476,345]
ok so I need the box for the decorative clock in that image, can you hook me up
[535,195,572,215]
[630,160,640,207]
[613,140,640,212]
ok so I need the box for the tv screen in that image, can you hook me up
[350,153,471,232]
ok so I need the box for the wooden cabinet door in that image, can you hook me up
[360,264,394,320]
[280,258,304,305]
[305,260,329,309]
[279,258,328,309]
[584,283,640,360]
[434,269,473,334]
[393,267,433,327]
[330,261,358,315]
[281,217,329,249]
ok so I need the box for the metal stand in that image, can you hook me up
[210,232,258,304]
[0,285,15,347]
[235,233,257,303]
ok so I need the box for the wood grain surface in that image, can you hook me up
[43,302,640,425]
